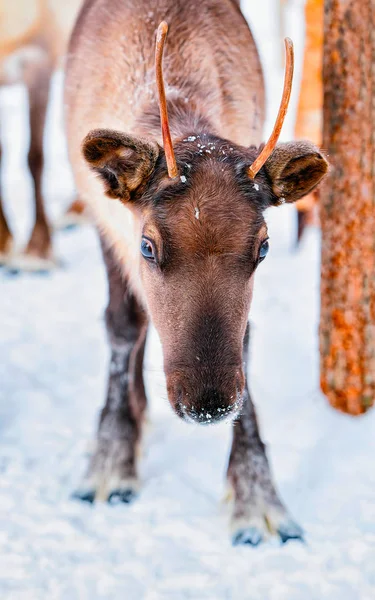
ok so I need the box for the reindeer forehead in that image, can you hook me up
[180,134,236,159]
[175,133,257,169]
[147,151,267,257]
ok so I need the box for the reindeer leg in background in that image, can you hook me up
[227,323,303,546]
[74,235,148,504]
[0,120,14,263]
[296,198,316,244]
[11,53,55,271]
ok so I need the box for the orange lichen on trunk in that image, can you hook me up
[320,0,375,415]
[295,0,324,216]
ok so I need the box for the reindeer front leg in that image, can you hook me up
[227,324,303,546]
[74,237,148,504]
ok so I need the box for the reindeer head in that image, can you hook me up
[82,23,328,425]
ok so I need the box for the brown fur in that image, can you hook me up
[65,0,328,544]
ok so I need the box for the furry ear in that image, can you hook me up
[82,129,160,200]
[264,141,329,204]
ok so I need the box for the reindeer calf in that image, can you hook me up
[65,0,327,545]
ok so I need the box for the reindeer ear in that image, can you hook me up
[264,141,328,204]
[82,129,160,201]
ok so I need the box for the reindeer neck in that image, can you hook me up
[134,93,215,144]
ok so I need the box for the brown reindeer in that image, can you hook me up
[65,0,328,546]
[0,0,82,271]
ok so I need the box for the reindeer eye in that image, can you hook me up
[259,240,269,262]
[141,237,155,261]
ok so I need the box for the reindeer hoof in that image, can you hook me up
[232,526,263,547]
[231,508,304,547]
[54,212,91,231]
[72,474,139,505]
[6,253,58,274]
[72,489,96,504]
[277,519,304,545]
[107,488,137,505]
[54,199,91,230]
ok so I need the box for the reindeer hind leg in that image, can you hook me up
[9,53,56,273]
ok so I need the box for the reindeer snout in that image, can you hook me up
[167,368,245,425]
[182,387,242,424]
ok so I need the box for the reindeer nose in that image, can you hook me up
[181,388,242,425]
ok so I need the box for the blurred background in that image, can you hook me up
[0,1,374,599]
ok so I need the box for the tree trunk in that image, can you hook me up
[320,0,375,415]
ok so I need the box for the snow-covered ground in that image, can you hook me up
[1,2,375,599]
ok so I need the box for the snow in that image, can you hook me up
[1,2,375,599]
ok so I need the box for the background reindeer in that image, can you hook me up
[65,0,327,545]
[0,0,82,271]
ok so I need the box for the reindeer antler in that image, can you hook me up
[248,38,294,179]
[155,22,178,179]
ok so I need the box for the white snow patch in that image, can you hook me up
[180,175,187,183]
[194,207,200,220]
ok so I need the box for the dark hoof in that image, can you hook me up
[107,489,137,505]
[4,268,21,278]
[62,223,79,232]
[72,490,95,504]
[277,521,304,545]
[232,527,263,547]
[6,266,50,277]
